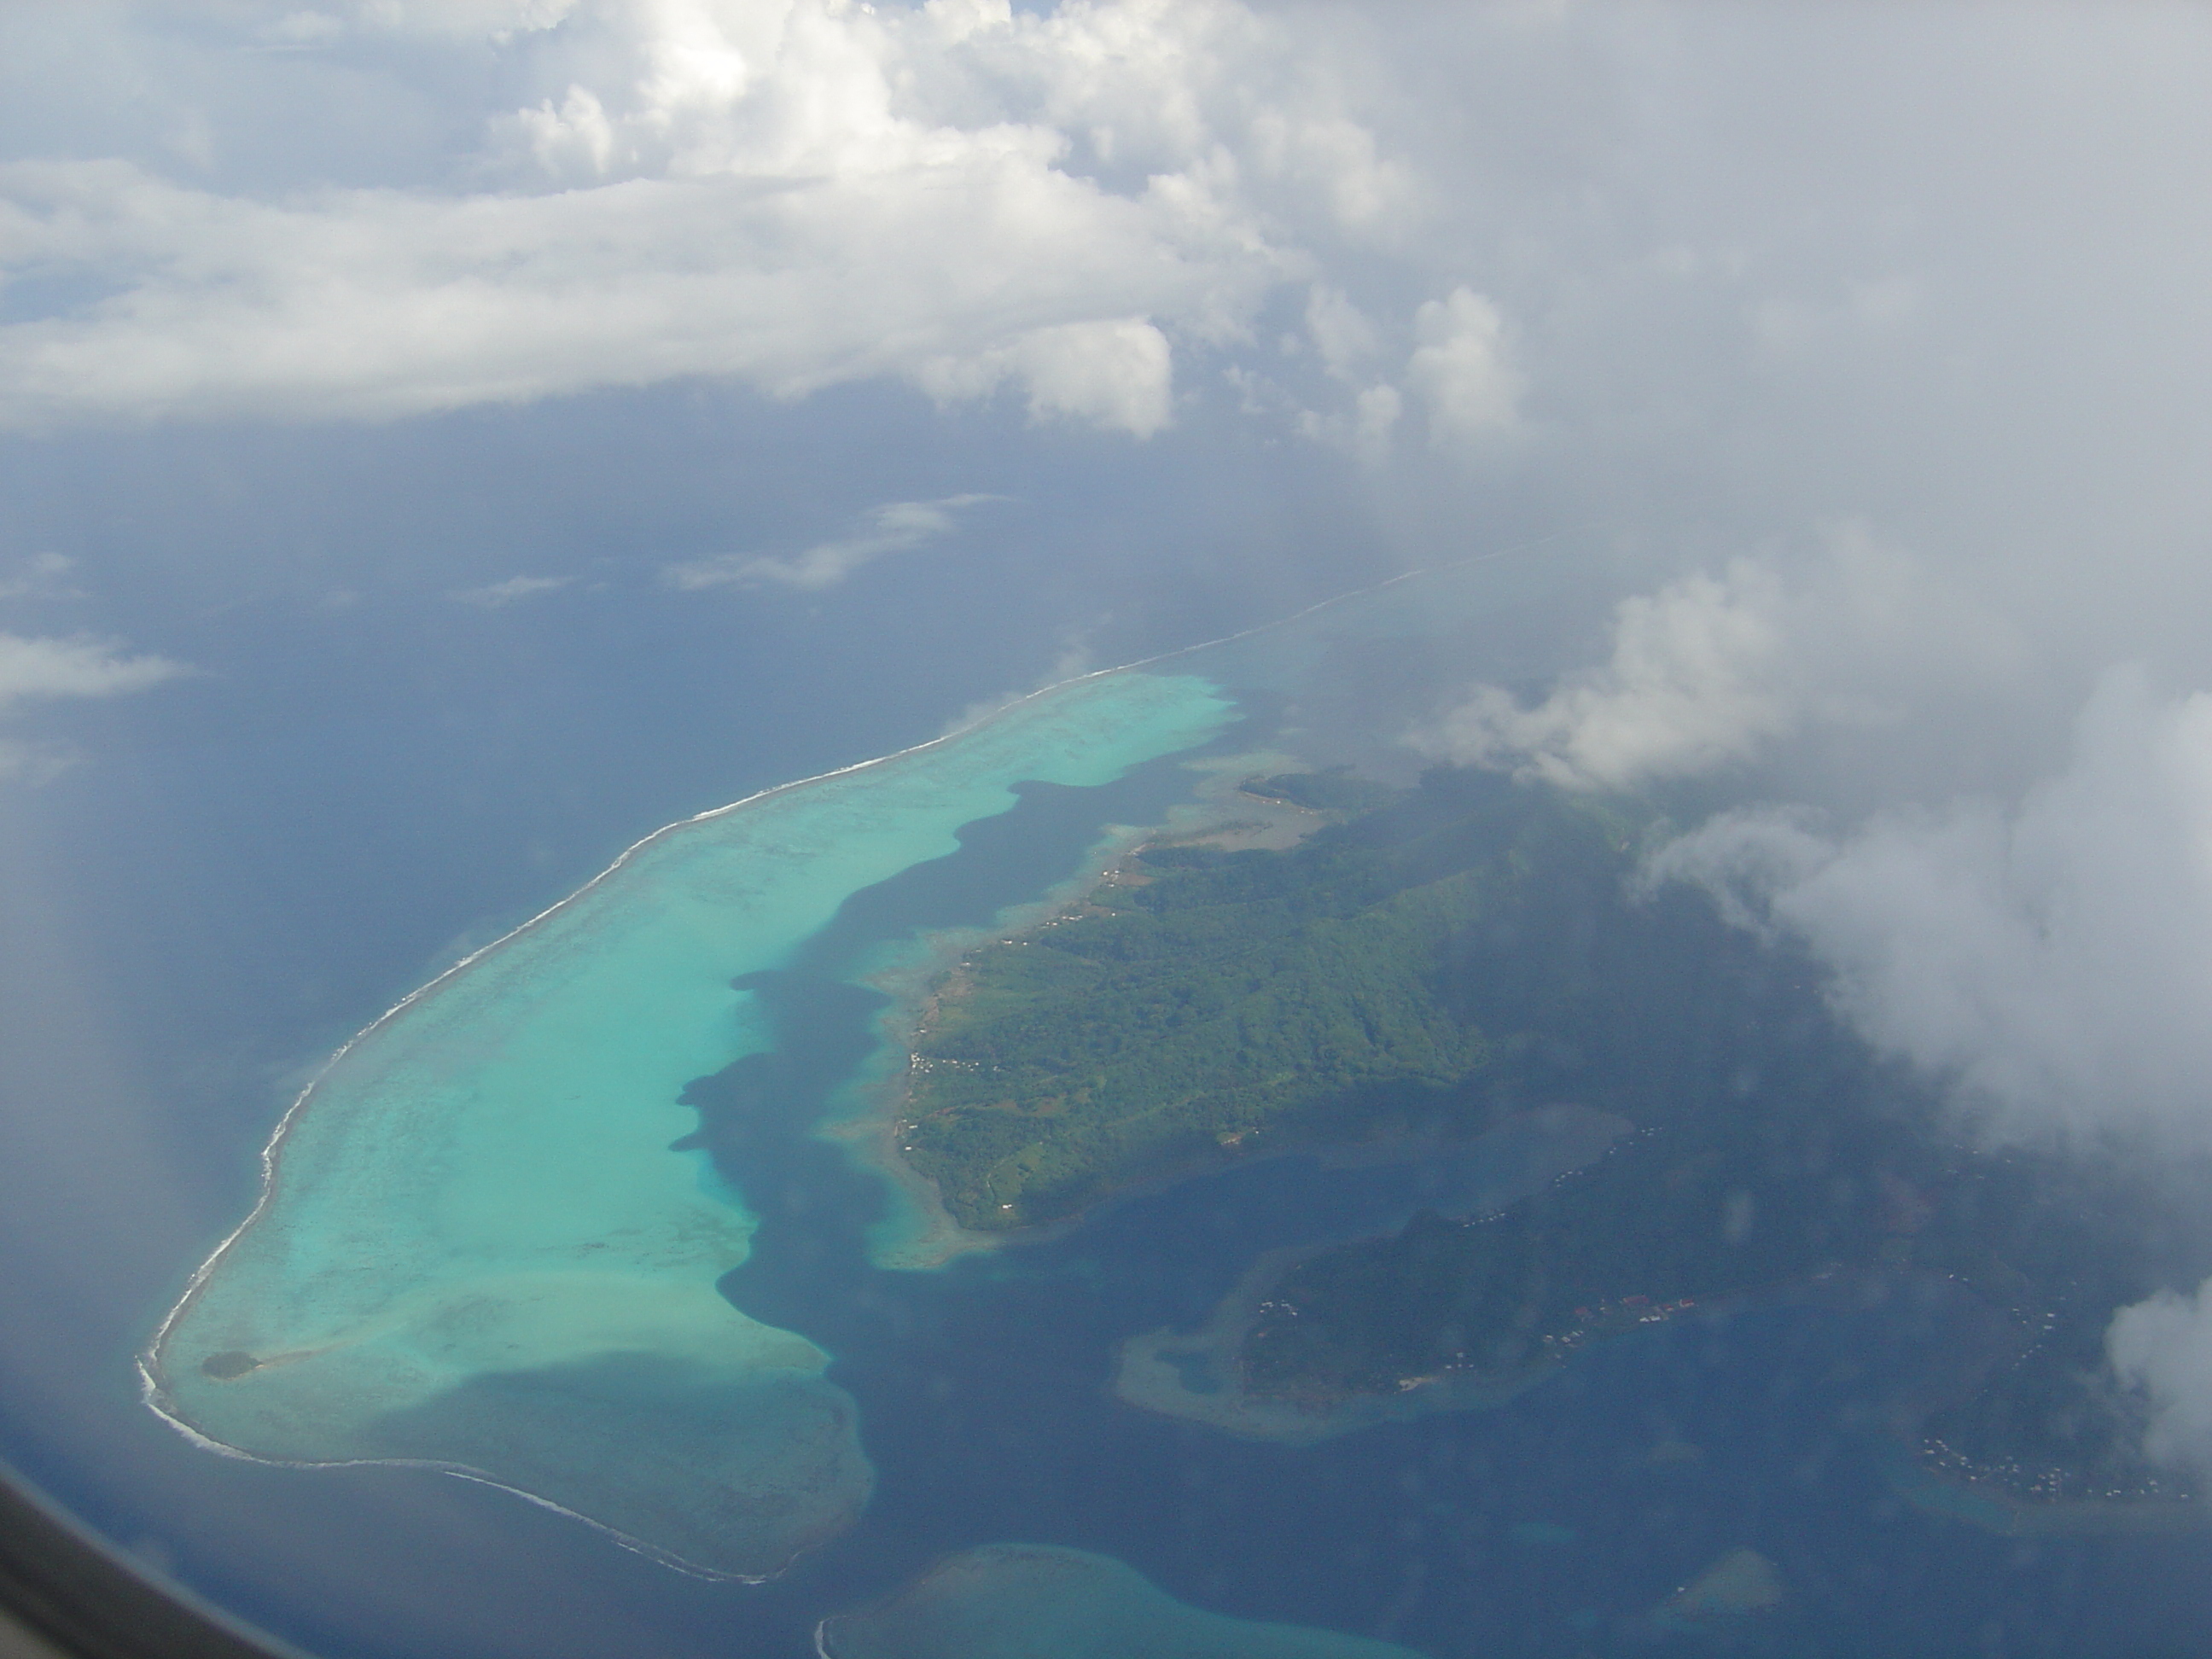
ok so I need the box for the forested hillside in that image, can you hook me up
[905,769,1662,1231]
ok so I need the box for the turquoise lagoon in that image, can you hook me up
[144,668,1237,1579]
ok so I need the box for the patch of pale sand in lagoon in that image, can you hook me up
[1653,1546,1784,1629]
[816,1543,1427,1659]
[144,668,1238,1579]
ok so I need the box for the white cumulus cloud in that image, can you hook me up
[2110,1284,2212,1473]
[449,573,575,607]
[1419,560,1795,789]
[1645,667,2212,1148]
[915,318,1175,439]
[1305,284,1378,381]
[0,630,188,783]
[1417,533,2007,792]
[0,632,184,713]
[0,0,1453,439]
[1406,287,1522,446]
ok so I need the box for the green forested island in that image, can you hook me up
[899,767,2212,1516]
[899,768,1530,1231]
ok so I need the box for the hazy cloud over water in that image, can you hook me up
[449,574,576,608]
[0,630,188,783]
[665,493,1003,592]
[2110,1284,2212,1472]
[1418,532,2013,792]
[0,632,184,714]
[8,0,2212,618]
[1628,652,2212,1475]
[1648,667,2212,1153]
[0,554,79,602]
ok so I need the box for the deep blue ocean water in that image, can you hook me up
[3,469,2211,1657]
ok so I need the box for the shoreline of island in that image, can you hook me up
[834,750,1343,1272]
[137,661,1241,1582]
[1104,1107,1635,1442]
[1883,1441,2212,1536]
[1109,1265,1802,1447]
[1113,1236,1564,1443]
[1108,1241,2212,1534]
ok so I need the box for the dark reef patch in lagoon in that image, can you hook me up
[360,1355,871,1581]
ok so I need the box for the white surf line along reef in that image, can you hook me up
[145,668,1237,1580]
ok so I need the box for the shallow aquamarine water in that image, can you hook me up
[146,668,1236,1577]
[818,1544,1427,1659]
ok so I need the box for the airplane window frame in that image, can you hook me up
[0,1471,288,1659]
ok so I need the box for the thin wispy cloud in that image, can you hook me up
[0,632,184,713]
[666,495,1005,594]
[0,629,188,785]
[0,553,80,602]
[449,573,575,608]
[0,738,78,786]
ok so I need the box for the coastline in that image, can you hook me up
[1109,1106,1633,1443]
[150,653,1313,1383]
[826,818,1166,1273]
[1883,1438,2212,1538]
[1109,1254,2090,1458]
[1114,1236,1562,1444]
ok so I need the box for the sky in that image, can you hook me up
[8,0,2212,1484]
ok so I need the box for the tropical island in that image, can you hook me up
[898,765,2212,1524]
[898,765,1615,1231]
